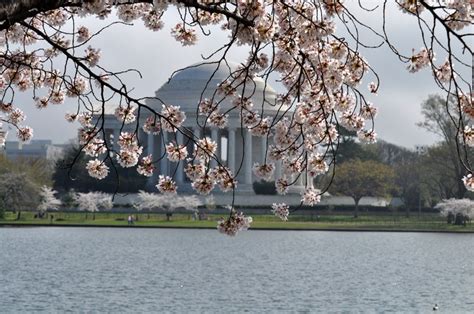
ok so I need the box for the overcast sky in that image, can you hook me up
[7,1,472,149]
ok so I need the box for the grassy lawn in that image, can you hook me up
[1,211,474,232]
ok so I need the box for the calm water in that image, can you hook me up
[0,228,473,313]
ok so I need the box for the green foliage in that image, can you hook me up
[0,156,48,215]
[331,94,473,211]
[330,159,397,217]
[60,189,77,209]
[393,160,422,210]
[0,172,40,212]
[53,145,148,193]
[0,155,52,186]
[367,141,417,165]
[419,143,469,201]
[417,94,470,199]
[417,94,461,141]
[253,180,277,195]
[331,159,397,201]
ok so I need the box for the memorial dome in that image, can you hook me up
[146,62,281,115]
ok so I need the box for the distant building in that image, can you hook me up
[415,145,427,155]
[94,62,307,194]
[4,140,65,161]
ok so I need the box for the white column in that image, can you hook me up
[228,128,236,172]
[113,128,120,151]
[306,172,314,189]
[297,172,304,187]
[160,132,168,176]
[275,160,282,179]
[244,129,253,184]
[147,133,154,156]
[261,137,267,163]
[193,127,201,156]
[147,133,155,186]
[138,129,145,149]
[193,127,201,139]
[211,128,219,168]
[176,132,184,184]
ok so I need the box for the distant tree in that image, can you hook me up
[60,189,77,210]
[37,186,61,217]
[418,95,470,198]
[368,141,417,165]
[0,197,4,219]
[419,143,468,201]
[0,172,40,220]
[330,159,397,218]
[0,155,52,187]
[335,126,380,164]
[134,191,202,221]
[74,192,113,220]
[337,139,420,216]
[391,149,431,217]
[335,131,416,166]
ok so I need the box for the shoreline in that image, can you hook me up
[1,222,474,233]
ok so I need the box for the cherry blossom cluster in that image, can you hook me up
[271,203,289,221]
[462,174,474,192]
[171,23,198,46]
[407,48,434,73]
[397,0,473,24]
[166,142,188,162]
[86,159,109,180]
[137,154,155,177]
[275,177,290,195]
[143,115,162,135]
[156,175,177,194]
[117,132,143,168]
[184,161,237,195]
[193,137,217,162]
[463,126,474,147]
[252,163,275,182]
[0,102,31,144]
[460,93,474,118]
[301,187,322,206]
[217,209,253,236]
[115,105,137,124]
[161,104,186,132]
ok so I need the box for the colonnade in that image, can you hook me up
[145,127,263,186]
[108,125,308,191]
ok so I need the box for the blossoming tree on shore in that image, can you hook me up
[436,198,474,225]
[74,191,113,220]
[37,185,62,215]
[0,1,471,235]
[134,190,202,220]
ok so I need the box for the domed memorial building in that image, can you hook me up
[98,62,307,194]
